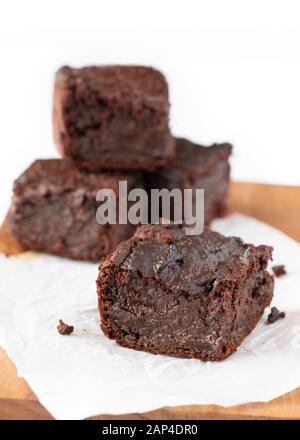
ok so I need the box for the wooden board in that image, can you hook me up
[1,181,300,420]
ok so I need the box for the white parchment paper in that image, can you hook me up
[0,213,299,420]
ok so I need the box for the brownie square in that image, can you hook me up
[145,137,232,224]
[53,65,175,171]
[97,223,274,361]
[7,159,143,261]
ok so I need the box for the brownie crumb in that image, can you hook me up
[267,307,286,324]
[53,65,174,172]
[57,319,74,335]
[161,234,173,244]
[272,265,286,277]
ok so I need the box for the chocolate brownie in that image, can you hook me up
[57,319,74,335]
[272,265,286,277]
[53,65,175,171]
[7,159,143,261]
[97,223,274,361]
[145,138,232,224]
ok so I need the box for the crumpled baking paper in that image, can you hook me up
[0,213,299,420]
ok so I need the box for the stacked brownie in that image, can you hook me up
[7,65,232,261]
[146,138,232,224]
[53,66,175,171]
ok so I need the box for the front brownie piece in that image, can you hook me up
[146,138,232,224]
[53,65,175,171]
[97,224,274,361]
[7,159,143,261]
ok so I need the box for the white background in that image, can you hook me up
[1,0,300,221]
